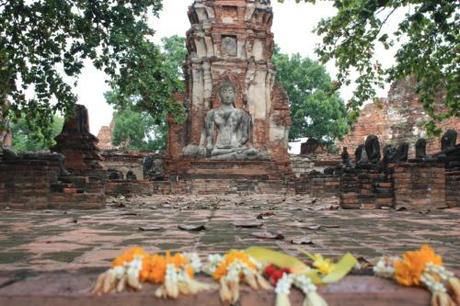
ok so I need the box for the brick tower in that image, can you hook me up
[167,0,292,180]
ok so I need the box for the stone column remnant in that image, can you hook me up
[52,104,103,174]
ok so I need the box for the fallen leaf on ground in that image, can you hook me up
[290,238,313,245]
[305,225,321,230]
[256,212,275,220]
[250,231,284,240]
[233,221,263,228]
[322,225,340,229]
[178,224,206,231]
[138,226,163,231]
[119,213,138,216]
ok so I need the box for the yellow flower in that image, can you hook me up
[312,254,334,275]
[213,251,256,280]
[394,245,443,286]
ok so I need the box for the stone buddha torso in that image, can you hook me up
[205,106,250,153]
[183,80,267,160]
[203,81,251,157]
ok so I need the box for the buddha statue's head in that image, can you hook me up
[218,80,236,106]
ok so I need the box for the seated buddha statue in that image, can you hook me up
[183,80,267,160]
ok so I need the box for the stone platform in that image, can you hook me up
[0,273,433,306]
[166,159,292,180]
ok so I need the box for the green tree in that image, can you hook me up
[161,35,187,83]
[11,115,64,152]
[106,35,187,151]
[0,0,184,141]
[273,48,348,141]
[112,107,166,151]
[284,0,459,134]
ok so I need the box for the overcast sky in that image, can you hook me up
[77,0,401,135]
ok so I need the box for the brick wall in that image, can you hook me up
[446,169,460,208]
[339,78,460,156]
[290,155,340,178]
[295,174,341,198]
[340,167,394,209]
[0,154,105,209]
[105,181,153,197]
[445,146,460,208]
[101,151,149,180]
[152,179,294,195]
[393,162,446,210]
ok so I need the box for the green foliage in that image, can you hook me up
[11,115,64,152]
[161,35,187,82]
[112,107,166,151]
[280,0,460,135]
[273,48,348,141]
[0,0,185,140]
[106,35,187,151]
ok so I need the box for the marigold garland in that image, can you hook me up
[92,245,458,306]
[394,245,443,286]
[374,245,459,306]
[204,250,272,304]
[92,247,212,297]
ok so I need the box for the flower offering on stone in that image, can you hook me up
[374,245,460,306]
[92,247,213,298]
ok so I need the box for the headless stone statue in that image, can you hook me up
[441,129,457,152]
[341,147,352,168]
[415,138,427,160]
[183,80,267,160]
[355,144,368,165]
[365,135,381,164]
[396,142,409,162]
[383,144,397,164]
[383,142,409,164]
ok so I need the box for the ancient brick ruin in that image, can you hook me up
[166,0,292,181]
[340,78,460,156]
[97,119,115,150]
[0,105,105,209]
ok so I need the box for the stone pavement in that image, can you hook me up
[1,194,459,276]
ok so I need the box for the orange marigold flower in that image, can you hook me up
[139,252,195,284]
[140,254,167,283]
[165,252,188,268]
[112,247,148,267]
[394,245,443,286]
[213,251,256,280]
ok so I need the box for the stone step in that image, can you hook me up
[186,161,282,178]
[185,173,271,180]
[0,272,434,306]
